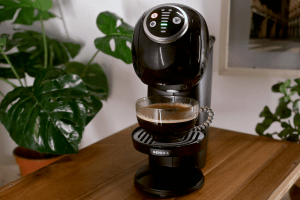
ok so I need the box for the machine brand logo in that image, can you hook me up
[150,148,171,156]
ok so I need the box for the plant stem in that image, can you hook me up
[111,33,132,38]
[49,45,54,68]
[0,90,4,97]
[0,78,18,88]
[57,0,70,39]
[24,77,27,87]
[0,47,23,87]
[88,50,100,66]
[40,12,48,69]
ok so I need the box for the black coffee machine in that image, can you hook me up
[131,3,215,197]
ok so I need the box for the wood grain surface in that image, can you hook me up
[1,124,300,200]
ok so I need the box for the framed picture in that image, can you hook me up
[219,0,300,77]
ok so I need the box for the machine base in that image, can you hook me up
[134,165,204,197]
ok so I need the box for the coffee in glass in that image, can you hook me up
[136,96,199,142]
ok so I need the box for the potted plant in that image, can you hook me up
[256,78,300,199]
[0,0,133,176]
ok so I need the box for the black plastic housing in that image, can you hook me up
[132,3,210,92]
[131,3,215,197]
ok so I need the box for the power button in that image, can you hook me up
[150,21,156,27]
[172,17,181,24]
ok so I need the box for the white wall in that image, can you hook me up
[0,0,287,165]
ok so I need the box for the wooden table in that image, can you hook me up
[1,124,300,200]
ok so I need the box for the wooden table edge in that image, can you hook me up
[268,158,300,200]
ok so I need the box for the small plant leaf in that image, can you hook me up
[94,11,133,64]
[295,78,300,85]
[294,113,300,128]
[255,118,274,135]
[0,38,6,48]
[279,95,291,104]
[286,133,299,142]
[278,128,293,139]
[275,101,292,119]
[293,99,300,113]
[281,122,291,128]
[280,79,291,94]
[0,0,55,25]
[265,133,275,138]
[272,82,282,93]
[259,106,274,118]
[291,85,300,96]
[272,80,291,94]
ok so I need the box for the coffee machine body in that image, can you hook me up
[131,3,214,196]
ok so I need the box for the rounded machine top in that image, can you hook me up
[143,4,189,43]
[132,3,214,91]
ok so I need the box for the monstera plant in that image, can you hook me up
[0,0,133,155]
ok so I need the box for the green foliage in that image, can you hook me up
[256,78,300,142]
[0,31,82,78]
[0,37,6,47]
[0,0,55,25]
[12,31,81,74]
[0,68,89,154]
[0,33,23,52]
[63,62,107,124]
[0,0,132,154]
[64,62,109,100]
[94,11,133,64]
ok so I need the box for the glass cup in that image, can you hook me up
[136,96,199,142]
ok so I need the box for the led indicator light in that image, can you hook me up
[161,23,167,26]
[151,13,158,18]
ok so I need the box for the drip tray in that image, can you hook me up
[132,127,205,146]
[132,127,205,157]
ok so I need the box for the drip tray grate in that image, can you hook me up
[132,127,205,147]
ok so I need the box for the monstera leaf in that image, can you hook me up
[64,62,108,123]
[94,11,133,64]
[0,31,82,79]
[0,34,24,52]
[0,52,43,79]
[0,68,90,154]
[0,37,5,47]
[0,0,55,25]
[13,31,81,69]
[64,62,109,100]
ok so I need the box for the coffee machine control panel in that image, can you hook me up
[143,4,189,44]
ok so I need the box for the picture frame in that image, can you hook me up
[219,0,300,77]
